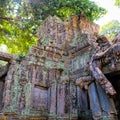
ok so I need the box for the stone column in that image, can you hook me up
[88,83,102,120]
[96,82,118,120]
[70,83,77,120]
[49,84,57,120]
[56,83,70,120]
[57,83,65,119]
[77,86,92,120]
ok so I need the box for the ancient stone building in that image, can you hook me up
[0,15,120,120]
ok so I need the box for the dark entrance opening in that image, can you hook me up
[106,72,120,119]
[0,75,5,111]
[0,61,8,111]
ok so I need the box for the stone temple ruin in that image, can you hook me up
[0,15,120,120]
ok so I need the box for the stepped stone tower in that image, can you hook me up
[0,15,120,120]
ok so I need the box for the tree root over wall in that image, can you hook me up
[90,44,120,96]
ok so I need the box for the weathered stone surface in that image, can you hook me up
[80,14,99,35]
[0,52,15,63]
[0,15,120,120]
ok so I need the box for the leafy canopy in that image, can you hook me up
[115,0,120,6]
[0,0,106,54]
[30,0,106,21]
[100,20,120,39]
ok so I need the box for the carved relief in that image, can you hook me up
[31,87,48,111]
[0,15,120,120]
[70,84,77,114]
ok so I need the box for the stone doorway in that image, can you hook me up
[106,72,120,119]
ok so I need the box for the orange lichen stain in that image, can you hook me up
[0,116,7,120]
[30,117,47,120]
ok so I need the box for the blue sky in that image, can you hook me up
[91,0,120,26]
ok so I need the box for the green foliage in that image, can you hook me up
[0,19,37,54]
[30,0,106,21]
[0,0,106,54]
[0,0,37,55]
[115,0,120,6]
[100,20,120,39]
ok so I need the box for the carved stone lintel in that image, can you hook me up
[76,76,94,90]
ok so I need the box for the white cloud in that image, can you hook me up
[91,0,120,26]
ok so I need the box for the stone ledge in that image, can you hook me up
[0,52,15,63]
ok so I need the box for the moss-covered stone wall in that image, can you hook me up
[0,15,119,120]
